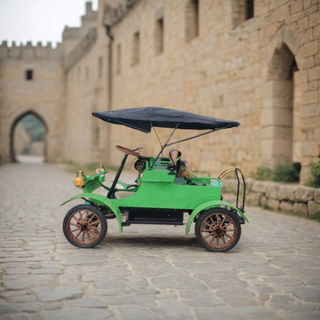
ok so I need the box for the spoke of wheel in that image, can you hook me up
[87,214,95,224]
[84,210,89,222]
[82,230,85,242]
[204,221,213,228]
[203,232,214,240]
[220,215,226,226]
[89,226,101,231]
[221,236,227,244]
[209,234,217,245]
[78,211,85,223]
[70,223,79,227]
[71,215,79,224]
[224,221,233,227]
[88,229,99,239]
[85,230,91,241]
[89,221,100,227]
[74,230,82,239]
[209,216,217,226]
[201,227,212,233]
[224,233,232,239]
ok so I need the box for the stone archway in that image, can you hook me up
[10,110,48,162]
[261,25,301,168]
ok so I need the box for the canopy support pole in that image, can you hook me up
[153,127,163,151]
[152,125,179,167]
[107,154,128,199]
[167,129,217,146]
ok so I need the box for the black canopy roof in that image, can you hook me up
[92,107,240,133]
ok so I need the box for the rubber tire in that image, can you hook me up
[195,208,241,252]
[63,204,107,248]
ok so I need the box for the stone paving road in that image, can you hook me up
[0,162,319,320]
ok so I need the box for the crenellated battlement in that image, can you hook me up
[0,40,63,60]
[0,1,101,62]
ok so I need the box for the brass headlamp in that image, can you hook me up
[95,163,105,174]
[74,170,86,189]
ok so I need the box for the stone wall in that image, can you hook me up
[223,178,320,217]
[0,0,319,180]
[0,41,65,163]
[104,0,320,180]
[62,1,111,165]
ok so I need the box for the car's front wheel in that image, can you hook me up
[63,204,107,248]
[195,208,241,252]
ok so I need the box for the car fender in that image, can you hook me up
[60,193,123,232]
[185,201,248,234]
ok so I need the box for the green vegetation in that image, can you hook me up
[20,114,46,142]
[250,164,300,183]
[309,211,320,221]
[305,161,320,188]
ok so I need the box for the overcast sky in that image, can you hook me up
[0,0,98,47]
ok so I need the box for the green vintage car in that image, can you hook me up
[61,107,247,252]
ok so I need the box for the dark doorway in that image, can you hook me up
[10,112,47,163]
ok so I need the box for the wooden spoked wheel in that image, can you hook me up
[195,208,241,252]
[63,205,107,248]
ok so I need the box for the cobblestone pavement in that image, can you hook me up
[0,162,319,320]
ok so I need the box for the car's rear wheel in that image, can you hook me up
[63,204,107,248]
[195,208,241,252]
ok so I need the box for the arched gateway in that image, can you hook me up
[10,110,47,162]
[261,25,302,169]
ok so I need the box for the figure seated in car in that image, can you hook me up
[169,149,194,178]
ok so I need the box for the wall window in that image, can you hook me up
[155,17,164,55]
[246,0,254,19]
[117,44,121,75]
[185,0,199,42]
[132,31,140,66]
[232,0,254,28]
[98,56,103,79]
[25,70,33,80]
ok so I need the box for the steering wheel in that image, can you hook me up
[116,145,141,157]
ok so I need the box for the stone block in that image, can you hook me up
[278,184,298,201]
[252,181,268,194]
[301,141,319,157]
[295,186,315,202]
[302,91,318,104]
[280,201,294,212]
[272,5,289,22]
[293,202,308,216]
[309,65,320,82]
[297,17,309,31]
[308,80,318,91]
[246,192,262,206]
[302,40,319,57]
[300,104,320,118]
[307,201,316,215]
[267,198,279,211]
[266,183,280,199]
[315,189,320,204]
[261,108,273,126]
[261,196,268,208]
[309,11,319,27]
[315,53,320,66]
[245,178,254,193]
